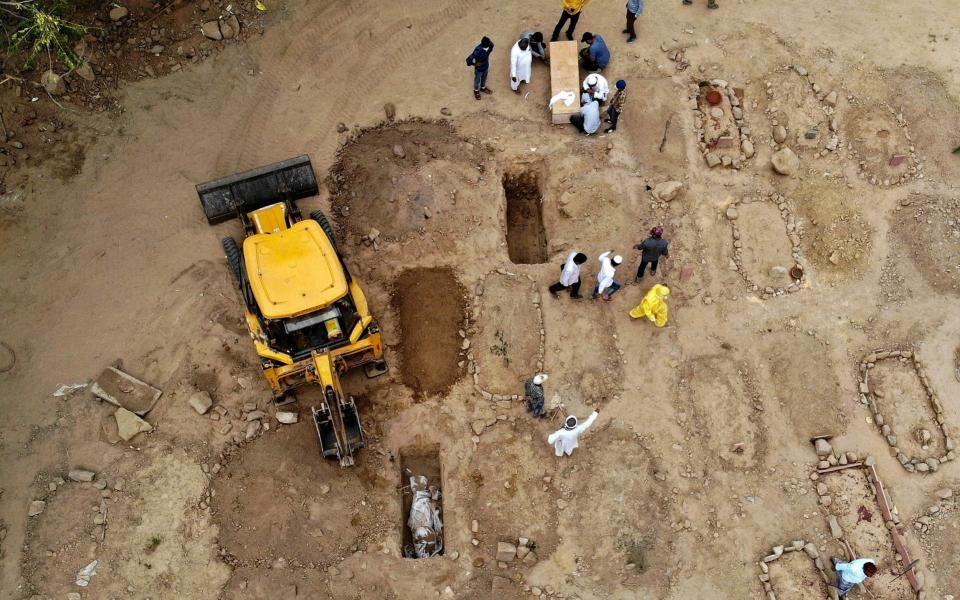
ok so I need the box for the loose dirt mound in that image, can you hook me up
[845,109,914,184]
[474,273,541,395]
[792,179,873,278]
[211,422,393,567]
[463,422,560,563]
[759,331,844,438]
[676,354,767,471]
[391,267,465,396]
[736,202,795,289]
[890,194,960,295]
[331,120,489,240]
[869,359,945,459]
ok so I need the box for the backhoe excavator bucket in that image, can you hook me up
[312,403,342,460]
[196,155,319,224]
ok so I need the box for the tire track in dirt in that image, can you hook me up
[301,2,469,155]
[212,0,368,174]
[213,1,468,176]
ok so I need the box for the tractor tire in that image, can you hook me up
[310,210,337,250]
[222,236,242,283]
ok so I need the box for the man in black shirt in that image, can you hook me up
[634,226,669,280]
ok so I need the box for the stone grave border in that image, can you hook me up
[723,192,806,299]
[849,101,923,188]
[857,349,956,473]
[762,64,843,160]
[688,78,757,170]
[809,450,924,597]
[465,268,546,402]
[757,539,832,600]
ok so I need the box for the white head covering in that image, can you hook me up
[533,373,548,385]
[612,255,623,265]
[564,415,578,430]
[586,74,598,87]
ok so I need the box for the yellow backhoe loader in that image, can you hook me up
[197,155,387,466]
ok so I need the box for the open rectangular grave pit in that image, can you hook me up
[399,444,444,559]
[471,272,543,396]
[675,355,767,471]
[392,267,465,397]
[503,169,548,264]
[859,350,954,472]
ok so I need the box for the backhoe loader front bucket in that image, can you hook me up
[196,155,319,224]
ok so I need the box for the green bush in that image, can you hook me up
[3,0,87,70]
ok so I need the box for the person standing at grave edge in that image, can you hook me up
[466,36,495,100]
[624,0,644,43]
[551,0,590,42]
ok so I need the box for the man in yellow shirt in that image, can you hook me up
[551,0,590,42]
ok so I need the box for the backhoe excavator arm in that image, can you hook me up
[309,352,366,467]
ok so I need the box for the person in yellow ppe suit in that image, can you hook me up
[551,0,590,42]
[629,284,670,327]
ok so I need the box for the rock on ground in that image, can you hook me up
[115,407,153,441]
[109,6,128,20]
[496,541,517,562]
[40,71,65,96]
[202,21,223,40]
[68,469,96,482]
[771,147,799,176]
[814,438,832,456]
[188,391,213,415]
[28,500,46,516]
[653,181,683,202]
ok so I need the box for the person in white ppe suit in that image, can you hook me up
[548,409,600,456]
[592,251,623,301]
[582,73,609,103]
[510,38,534,93]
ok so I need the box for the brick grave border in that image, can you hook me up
[808,445,924,597]
[857,349,956,473]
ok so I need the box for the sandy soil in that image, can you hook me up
[2,1,960,599]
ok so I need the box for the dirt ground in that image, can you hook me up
[2,1,960,599]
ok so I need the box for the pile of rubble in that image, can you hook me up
[494,536,539,568]
[856,349,955,473]
[913,487,956,537]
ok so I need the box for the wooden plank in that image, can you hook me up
[549,41,580,125]
[816,461,864,475]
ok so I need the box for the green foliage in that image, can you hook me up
[4,0,87,69]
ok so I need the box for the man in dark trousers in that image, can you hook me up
[466,36,494,100]
[549,251,588,298]
[605,79,627,133]
[579,32,610,72]
[551,0,590,42]
[634,226,669,280]
[624,0,643,43]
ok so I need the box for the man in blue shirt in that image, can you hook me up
[466,37,494,100]
[579,32,609,71]
[570,98,601,135]
[831,557,877,597]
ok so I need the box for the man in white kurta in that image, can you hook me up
[548,411,600,456]
[582,73,609,102]
[510,38,533,92]
[592,251,623,300]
